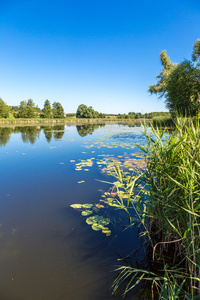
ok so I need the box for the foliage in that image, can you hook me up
[102,119,200,298]
[192,38,200,66]
[165,60,200,116]
[149,50,176,96]
[40,100,52,118]
[76,104,104,118]
[17,99,37,118]
[117,112,170,120]
[149,39,200,116]
[70,203,111,236]
[152,115,174,127]
[0,98,10,118]
[52,102,64,118]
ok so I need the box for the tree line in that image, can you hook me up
[0,98,171,120]
[0,99,65,119]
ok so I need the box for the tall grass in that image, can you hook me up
[105,118,200,299]
[152,115,174,127]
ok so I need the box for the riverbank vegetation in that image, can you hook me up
[108,39,200,298]
[105,118,200,299]
[0,97,170,123]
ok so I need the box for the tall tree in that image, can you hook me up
[18,99,37,118]
[26,99,37,118]
[18,101,28,118]
[41,100,52,118]
[52,102,64,118]
[165,60,200,116]
[149,50,176,96]
[0,98,10,118]
[76,104,100,118]
[149,39,200,116]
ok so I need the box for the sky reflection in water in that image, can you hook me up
[0,123,145,300]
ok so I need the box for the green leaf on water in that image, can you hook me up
[70,204,83,209]
[82,204,93,208]
[82,210,93,216]
[92,223,104,231]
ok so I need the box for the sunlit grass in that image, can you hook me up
[103,118,200,299]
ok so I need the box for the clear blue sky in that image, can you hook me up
[0,0,200,114]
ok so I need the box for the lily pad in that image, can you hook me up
[82,204,93,208]
[102,227,111,236]
[82,210,93,216]
[92,223,104,231]
[70,204,83,209]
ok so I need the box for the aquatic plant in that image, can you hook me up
[70,203,111,236]
[104,118,200,299]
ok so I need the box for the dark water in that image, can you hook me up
[0,124,144,300]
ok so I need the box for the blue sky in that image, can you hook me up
[0,0,200,114]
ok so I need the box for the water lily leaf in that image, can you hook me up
[102,227,111,236]
[92,223,104,231]
[82,210,93,216]
[70,204,83,209]
[86,217,94,225]
[82,204,93,208]
[95,204,104,208]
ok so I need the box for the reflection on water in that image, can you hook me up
[0,124,108,146]
[0,123,145,300]
[76,124,105,137]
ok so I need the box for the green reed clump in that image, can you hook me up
[152,115,174,127]
[109,118,200,299]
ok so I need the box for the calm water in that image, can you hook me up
[0,123,145,300]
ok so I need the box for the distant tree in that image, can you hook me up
[18,99,37,118]
[41,100,53,118]
[10,105,19,112]
[52,102,64,118]
[76,104,100,118]
[99,112,106,118]
[18,101,27,118]
[26,99,37,118]
[0,98,10,118]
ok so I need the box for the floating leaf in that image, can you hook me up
[82,204,93,208]
[70,204,83,209]
[92,223,104,231]
[82,210,93,216]
[102,227,111,236]
[95,204,104,208]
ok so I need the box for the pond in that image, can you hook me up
[0,123,146,300]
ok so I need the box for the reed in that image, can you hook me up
[106,118,200,299]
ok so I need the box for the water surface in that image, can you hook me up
[0,123,144,300]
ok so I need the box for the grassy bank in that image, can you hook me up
[102,118,200,299]
[0,117,149,126]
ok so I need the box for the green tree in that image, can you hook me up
[18,101,28,118]
[52,102,64,118]
[149,39,200,116]
[41,100,52,118]
[165,60,200,116]
[18,99,37,118]
[149,50,176,96]
[0,98,10,118]
[27,99,37,118]
[76,104,101,118]
[192,38,200,66]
